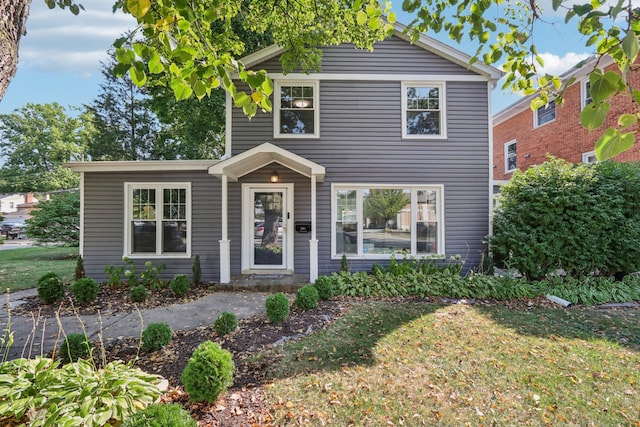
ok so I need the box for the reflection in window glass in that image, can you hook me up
[416,190,438,254]
[362,188,411,254]
[406,86,441,135]
[280,85,315,134]
[335,190,357,254]
[536,100,556,126]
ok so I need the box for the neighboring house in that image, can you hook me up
[0,193,25,214]
[66,23,502,285]
[493,55,640,184]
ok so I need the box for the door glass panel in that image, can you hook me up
[254,191,283,266]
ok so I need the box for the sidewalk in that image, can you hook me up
[0,288,268,360]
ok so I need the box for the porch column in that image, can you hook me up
[219,174,231,283]
[309,174,319,282]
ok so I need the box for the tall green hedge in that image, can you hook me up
[491,158,640,279]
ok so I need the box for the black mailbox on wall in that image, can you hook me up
[295,221,311,233]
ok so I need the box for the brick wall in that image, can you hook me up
[493,61,640,181]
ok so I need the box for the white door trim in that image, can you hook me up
[241,183,294,272]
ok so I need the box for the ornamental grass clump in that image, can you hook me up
[37,272,65,304]
[313,276,334,300]
[265,292,290,323]
[142,322,172,351]
[123,403,197,427]
[129,285,149,303]
[294,285,319,310]
[170,274,190,297]
[59,333,93,364]
[182,341,234,403]
[71,277,100,304]
[213,311,238,336]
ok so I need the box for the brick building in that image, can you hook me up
[493,55,640,184]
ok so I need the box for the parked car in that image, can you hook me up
[254,221,283,238]
[1,221,25,239]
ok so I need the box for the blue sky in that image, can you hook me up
[0,0,597,116]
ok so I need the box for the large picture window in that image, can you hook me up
[274,80,319,138]
[402,82,446,139]
[332,184,444,258]
[125,183,191,257]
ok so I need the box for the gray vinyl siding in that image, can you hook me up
[233,37,491,273]
[82,171,222,282]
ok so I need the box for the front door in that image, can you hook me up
[242,184,293,271]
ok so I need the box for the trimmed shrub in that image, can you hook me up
[37,272,65,304]
[192,255,202,285]
[123,403,196,427]
[59,333,93,363]
[213,311,238,336]
[491,158,640,279]
[182,341,234,403]
[74,256,85,280]
[265,292,290,323]
[171,274,190,297]
[294,285,319,310]
[142,322,172,351]
[129,285,149,303]
[71,277,100,304]
[313,276,334,300]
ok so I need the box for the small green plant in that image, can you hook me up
[123,257,138,286]
[104,264,125,288]
[142,322,173,351]
[123,403,197,427]
[141,261,166,289]
[59,333,93,364]
[71,277,100,304]
[265,292,290,323]
[75,255,85,280]
[294,285,319,310]
[129,285,149,303]
[313,276,334,300]
[213,311,238,336]
[341,254,349,273]
[171,274,190,297]
[37,272,65,304]
[182,341,235,403]
[192,254,202,285]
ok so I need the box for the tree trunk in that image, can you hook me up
[0,0,31,102]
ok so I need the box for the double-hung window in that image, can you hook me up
[333,184,444,258]
[274,80,319,138]
[582,80,593,109]
[505,140,517,173]
[402,82,446,139]
[125,183,191,257]
[535,100,556,127]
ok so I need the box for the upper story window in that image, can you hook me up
[534,100,556,128]
[402,82,447,139]
[125,183,191,257]
[582,80,593,109]
[582,151,597,163]
[274,81,319,138]
[504,140,517,173]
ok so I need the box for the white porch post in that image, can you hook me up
[219,174,231,283]
[309,174,319,282]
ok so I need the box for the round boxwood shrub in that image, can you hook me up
[59,333,93,364]
[265,292,290,323]
[123,403,196,427]
[294,285,319,310]
[182,341,234,403]
[142,322,172,351]
[170,274,190,297]
[71,277,100,304]
[213,311,238,336]
[37,272,65,304]
[313,276,334,300]
[129,285,149,303]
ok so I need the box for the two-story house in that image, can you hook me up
[66,23,502,285]
[493,55,640,185]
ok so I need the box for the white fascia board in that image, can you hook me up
[65,160,218,173]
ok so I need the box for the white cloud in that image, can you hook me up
[536,52,592,75]
[17,1,136,75]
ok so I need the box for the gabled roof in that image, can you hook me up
[208,142,325,182]
[240,22,503,83]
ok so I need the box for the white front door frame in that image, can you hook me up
[241,183,294,273]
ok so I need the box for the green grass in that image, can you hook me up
[264,302,640,426]
[0,246,78,292]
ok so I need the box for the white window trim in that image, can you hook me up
[581,79,593,110]
[582,151,597,163]
[533,100,556,128]
[504,139,517,173]
[401,81,447,140]
[124,182,192,259]
[273,80,320,139]
[330,183,445,260]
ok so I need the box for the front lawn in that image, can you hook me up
[0,246,77,292]
[264,301,640,426]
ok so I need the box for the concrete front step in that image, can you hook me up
[215,274,311,292]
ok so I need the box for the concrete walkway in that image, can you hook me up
[0,288,268,360]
